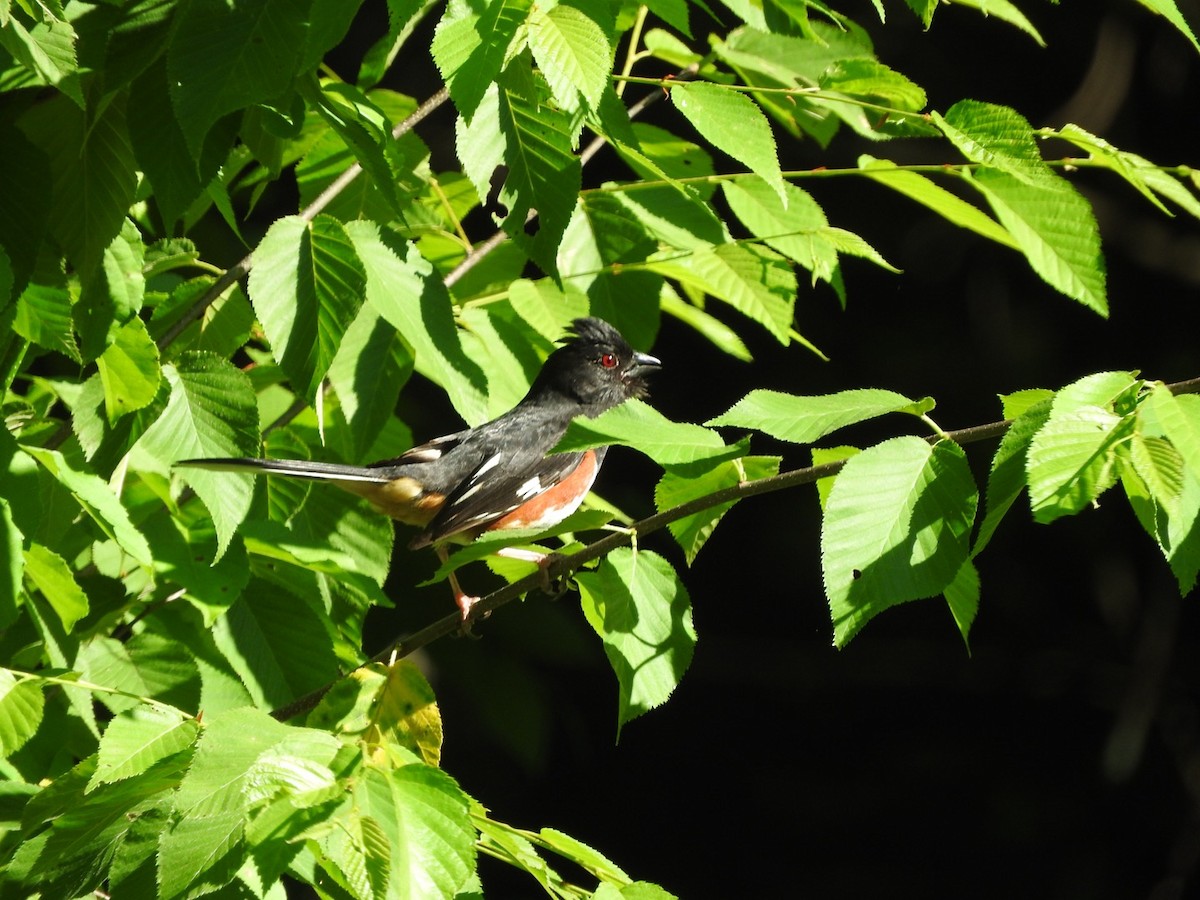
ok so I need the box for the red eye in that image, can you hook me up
[599,353,618,368]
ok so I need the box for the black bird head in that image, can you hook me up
[528,317,661,416]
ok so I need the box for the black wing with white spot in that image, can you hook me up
[412,449,590,546]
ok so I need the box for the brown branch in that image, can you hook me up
[271,373,1200,721]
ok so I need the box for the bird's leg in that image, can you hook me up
[436,546,484,632]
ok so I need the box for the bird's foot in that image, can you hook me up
[536,552,571,600]
[447,565,487,637]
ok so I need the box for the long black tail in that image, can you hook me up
[174,457,394,484]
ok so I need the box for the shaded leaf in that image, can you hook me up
[167,0,305,158]
[141,353,260,559]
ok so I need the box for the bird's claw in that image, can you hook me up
[455,594,487,638]
[536,553,571,600]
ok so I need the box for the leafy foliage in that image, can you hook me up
[1,0,1198,897]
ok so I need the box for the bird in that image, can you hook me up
[176,317,661,621]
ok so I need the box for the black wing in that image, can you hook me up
[411,449,590,547]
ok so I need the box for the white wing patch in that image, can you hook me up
[516,475,542,498]
[474,452,503,477]
[451,453,505,505]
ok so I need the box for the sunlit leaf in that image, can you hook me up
[709,388,927,444]
[822,437,977,646]
[577,548,696,732]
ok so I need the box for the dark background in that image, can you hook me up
[315,2,1200,897]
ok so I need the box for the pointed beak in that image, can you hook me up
[630,351,661,375]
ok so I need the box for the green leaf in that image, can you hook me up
[128,56,212,228]
[557,399,732,466]
[14,93,137,275]
[140,353,260,559]
[610,183,727,251]
[13,280,78,362]
[97,316,161,423]
[1054,371,1141,412]
[0,498,20,629]
[576,548,696,732]
[348,762,476,899]
[935,100,1052,185]
[1131,433,1185,515]
[709,388,927,444]
[248,214,368,403]
[645,243,796,342]
[475,815,565,894]
[940,0,1045,44]
[210,577,342,709]
[539,827,629,885]
[822,437,978,646]
[528,3,611,113]
[655,454,780,564]
[660,288,752,361]
[1148,385,1200,479]
[508,278,591,341]
[1026,406,1133,524]
[309,661,444,766]
[0,669,44,756]
[0,7,81,101]
[148,516,251,626]
[358,0,441,90]
[89,706,199,791]
[167,0,305,158]
[432,0,533,118]
[300,80,408,220]
[326,303,413,461]
[857,155,1018,249]
[1131,0,1199,52]
[670,81,786,204]
[818,58,926,112]
[1160,471,1200,593]
[160,708,341,898]
[75,218,148,362]
[345,220,488,424]
[23,542,88,632]
[299,0,369,72]
[943,558,980,648]
[722,178,844,292]
[964,167,1108,316]
[21,446,153,568]
[999,388,1054,420]
[1049,124,1189,217]
[973,397,1051,555]
[494,67,582,274]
